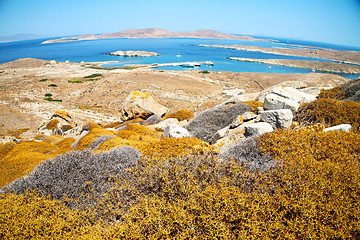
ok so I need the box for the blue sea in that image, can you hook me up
[0,36,359,79]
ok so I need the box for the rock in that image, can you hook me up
[49,60,56,65]
[345,89,360,103]
[121,91,169,120]
[11,98,20,106]
[152,118,179,131]
[260,109,293,129]
[257,107,264,113]
[210,126,229,144]
[256,81,307,102]
[109,50,160,57]
[271,86,316,104]
[62,126,82,138]
[164,124,192,138]
[229,116,243,129]
[242,112,258,121]
[299,87,321,97]
[222,89,245,98]
[324,124,352,132]
[263,93,300,113]
[225,93,259,104]
[244,122,274,137]
[140,115,162,126]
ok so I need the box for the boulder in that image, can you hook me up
[263,93,300,113]
[229,116,243,129]
[151,118,179,131]
[164,124,192,138]
[121,91,169,120]
[271,86,316,104]
[244,122,274,137]
[210,126,229,144]
[222,89,245,98]
[299,87,321,97]
[140,114,162,126]
[324,124,352,132]
[256,81,307,102]
[260,109,293,129]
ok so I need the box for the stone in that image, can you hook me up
[299,87,321,97]
[257,107,264,113]
[324,124,352,132]
[49,60,56,65]
[210,126,229,144]
[263,93,300,113]
[164,124,192,138]
[229,116,243,129]
[244,122,274,137]
[121,91,169,120]
[260,109,293,129]
[256,81,307,102]
[152,118,179,131]
[271,86,316,104]
[140,114,162,126]
[242,112,258,121]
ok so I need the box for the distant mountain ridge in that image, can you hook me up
[0,34,52,43]
[41,28,264,44]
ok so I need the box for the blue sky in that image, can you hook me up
[0,0,359,47]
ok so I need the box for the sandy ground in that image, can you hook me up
[0,58,350,137]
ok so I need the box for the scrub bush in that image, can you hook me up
[2,147,140,211]
[84,73,102,78]
[185,103,249,142]
[48,84,57,87]
[319,78,360,101]
[68,78,83,83]
[163,110,194,121]
[294,98,360,131]
[46,119,59,130]
[242,100,263,113]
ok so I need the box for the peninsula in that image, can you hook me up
[41,28,265,44]
[228,57,360,74]
[199,44,360,65]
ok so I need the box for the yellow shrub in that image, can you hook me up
[0,141,59,187]
[124,124,161,138]
[42,135,64,145]
[7,128,29,137]
[116,130,139,139]
[76,128,115,150]
[163,110,195,121]
[0,192,102,239]
[55,137,76,149]
[295,98,360,131]
[34,134,46,140]
[0,142,16,160]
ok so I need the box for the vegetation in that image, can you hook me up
[43,97,62,102]
[163,109,195,121]
[294,98,360,131]
[84,73,102,78]
[45,93,52,97]
[39,78,48,82]
[85,78,99,81]
[243,100,264,113]
[68,78,83,83]
[48,84,57,87]
[199,70,210,74]
[1,94,360,238]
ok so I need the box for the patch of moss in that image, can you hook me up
[48,84,57,87]
[68,78,83,83]
[39,78,48,82]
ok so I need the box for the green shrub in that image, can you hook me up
[39,78,48,82]
[48,84,57,87]
[199,70,210,74]
[45,93,52,97]
[84,73,102,78]
[85,78,99,81]
[68,78,83,83]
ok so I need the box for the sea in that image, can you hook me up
[1,35,359,79]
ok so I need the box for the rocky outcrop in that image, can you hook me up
[324,124,352,132]
[244,122,274,137]
[164,124,192,138]
[263,93,300,113]
[109,50,160,57]
[121,91,169,120]
[260,109,293,129]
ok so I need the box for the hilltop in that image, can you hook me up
[41,28,265,44]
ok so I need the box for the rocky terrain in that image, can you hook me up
[41,28,265,44]
[0,58,349,138]
[200,44,360,65]
[228,57,360,74]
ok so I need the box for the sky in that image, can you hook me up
[0,0,359,47]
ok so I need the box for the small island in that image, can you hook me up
[109,50,160,57]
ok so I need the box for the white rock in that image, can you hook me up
[244,122,274,137]
[222,89,245,98]
[299,87,321,97]
[164,124,192,138]
[152,118,179,131]
[260,109,293,129]
[271,86,316,104]
[256,81,307,102]
[210,126,229,144]
[263,93,300,113]
[324,124,352,132]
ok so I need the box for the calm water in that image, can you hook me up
[0,36,359,79]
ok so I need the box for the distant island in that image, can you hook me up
[41,28,266,44]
